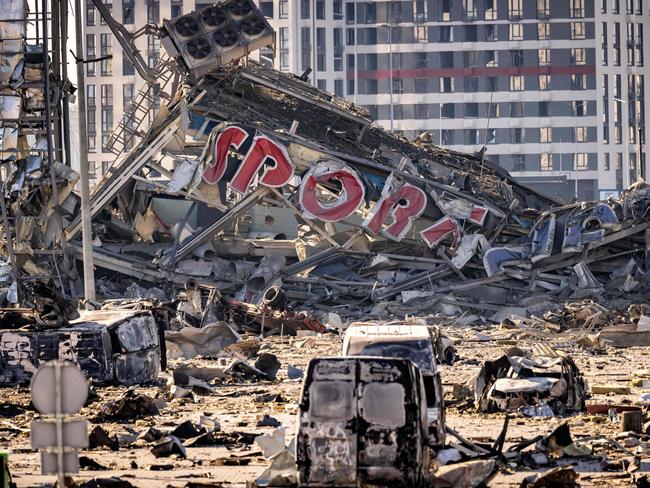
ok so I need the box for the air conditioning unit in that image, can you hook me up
[163,0,275,77]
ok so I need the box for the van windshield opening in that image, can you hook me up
[349,339,434,375]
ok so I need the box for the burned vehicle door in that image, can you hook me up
[297,357,430,487]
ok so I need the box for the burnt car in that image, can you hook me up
[296,357,431,488]
[471,354,587,415]
[341,324,446,446]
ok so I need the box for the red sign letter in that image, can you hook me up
[203,126,248,184]
[299,162,365,222]
[229,135,295,194]
[363,183,427,241]
[421,216,461,248]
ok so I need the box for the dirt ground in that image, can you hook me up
[2,325,650,487]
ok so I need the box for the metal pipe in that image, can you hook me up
[74,0,96,300]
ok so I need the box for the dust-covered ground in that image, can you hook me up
[2,326,650,487]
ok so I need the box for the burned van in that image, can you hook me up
[296,357,430,488]
[341,324,446,446]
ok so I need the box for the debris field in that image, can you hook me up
[1,0,650,486]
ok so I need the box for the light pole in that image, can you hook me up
[614,97,631,188]
[377,23,394,132]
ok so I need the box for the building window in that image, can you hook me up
[100,33,112,76]
[575,126,588,142]
[147,34,159,69]
[513,155,525,171]
[147,0,159,23]
[539,75,551,90]
[627,23,635,65]
[539,101,548,117]
[511,128,524,144]
[614,22,621,66]
[440,77,454,93]
[416,52,428,68]
[636,0,643,14]
[635,24,644,66]
[574,100,587,116]
[316,28,325,71]
[414,0,427,22]
[279,27,289,70]
[602,0,607,12]
[485,24,497,42]
[575,153,588,170]
[538,23,550,40]
[466,129,480,144]
[392,78,403,94]
[440,0,451,21]
[571,74,586,90]
[508,0,522,19]
[101,84,113,152]
[572,48,586,65]
[613,0,620,13]
[86,34,95,77]
[541,153,553,171]
[510,49,523,67]
[538,49,550,66]
[301,28,311,72]
[510,75,524,91]
[627,0,634,12]
[279,0,288,18]
[604,153,611,170]
[465,103,478,118]
[441,103,455,118]
[463,0,477,19]
[334,79,343,97]
[347,79,355,95]
[171,0,182,17]
[571,0,585,17]
[602,23,609,65]
[415,25,428,42]
[99,0,111,26]
[510,102,523,117]
[487,128,496,143]
[88,161,96,177]
[537,0,550,18]
[540,127,552,143]
[332,0,343,19]
[122,0,134,23]
[485,0,497,19]
[440,26,453,42]
[415,104,429,119]
[86,0,95,25]
[317,79,326,91]
[415,78,428,93]
[123,50,134,75]
[87,85,96,152]
[509,24,523,41]
[333,28,343,71]
[316,0,325,19]
[572,22,585,39]
[487,77,498,92]
[465,77,478,92]
[357,2,376,23]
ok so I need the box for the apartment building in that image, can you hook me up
[82,0,207,183]
[255,0,649,201]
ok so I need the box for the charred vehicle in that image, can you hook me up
[341,324,446,446]
[296,357,431,488]
[471,354,587,415]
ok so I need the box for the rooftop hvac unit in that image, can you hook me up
[163,0,275,77]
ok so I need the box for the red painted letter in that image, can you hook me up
[203,126,248,184]
[299,162,365,222]
[229,135,295,194]
[420,216,461,248]
[363,182,427,241]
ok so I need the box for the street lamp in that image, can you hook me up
[377,23,394,132]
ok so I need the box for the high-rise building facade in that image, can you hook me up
[255,0,649,201]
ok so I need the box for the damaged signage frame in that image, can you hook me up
[198,123,492,249]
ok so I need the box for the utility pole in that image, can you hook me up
[74,0,96,301]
